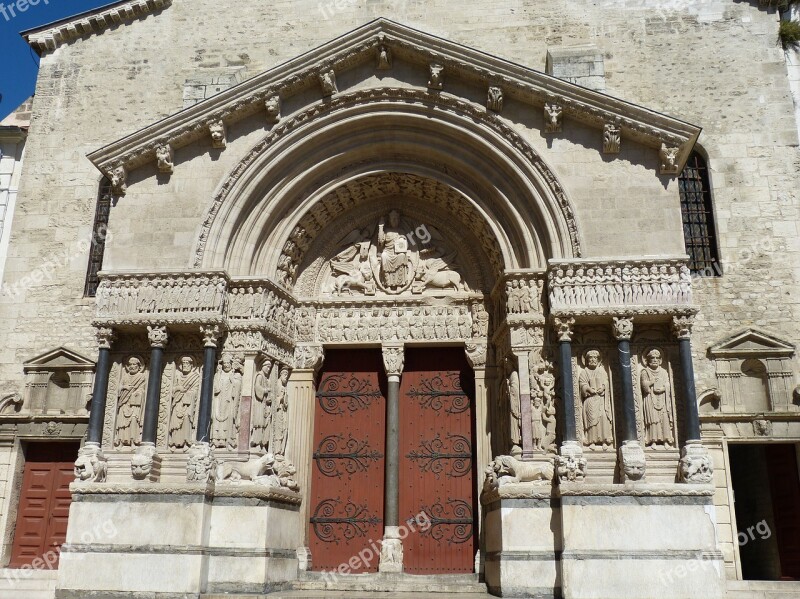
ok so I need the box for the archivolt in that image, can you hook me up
[193,87,583,278]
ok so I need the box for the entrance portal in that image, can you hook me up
[308,347,477,574]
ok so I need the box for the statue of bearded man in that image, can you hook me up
[640,349,674,447]
[579,350,613,448]
[378,210,409,290]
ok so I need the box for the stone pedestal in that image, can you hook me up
[559,483,725,599]
[55,482,302,598]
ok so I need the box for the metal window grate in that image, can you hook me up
[678,153,720,275]
[84,178,112,297]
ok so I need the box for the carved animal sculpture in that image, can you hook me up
[217,453,275,483]
[484,455,554,491]
[74,454,107,483]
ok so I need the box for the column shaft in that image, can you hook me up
[679,337,701,442]
[286,369,317,543]
[141,346,164,444]
[196,345,217,443]
[617,339,638,442]
[559,340,577,442]
[87,346,112,445]
[384,376,400,528]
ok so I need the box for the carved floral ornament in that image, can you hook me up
[86,20,699,188]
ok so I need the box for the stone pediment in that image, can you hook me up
[23,347,96,372]
[709,329,796,358]
[86,18,701,193]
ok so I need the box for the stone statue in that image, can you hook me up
[503,360,521,455]
[483,455,554,491]
[168,356,200,450]
[378,210,410,291]
[271,366,290,456]
[329,240,375,296]
[579,350,613,448]
[250,358,273,450]
[115,356,146,447]
[640,348,674,447]
[212,354,243,449]
[531,396,546,451]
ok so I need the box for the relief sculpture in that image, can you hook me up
[115,356,146,447]
[212,353,244,450]
[579,349,613,449]
[168,356,201,450]
[640,348,675,447]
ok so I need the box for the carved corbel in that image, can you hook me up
[294,344,324,372]
[382,344,405,377]
[109,165,127,196]
[544,102,562,133]
[200,324,223,348]
[96,326,117,349]
[487,86,503,112]
[208,120,227,149]
[659,143,680,175]
[428,63,444,90]
[377,43,392,70]
[319,69,338,97]
[465,343,487,369]
[603,123,621,154]
[612,316,634,341]
[155,143,174,173]
[553,317,575,342]
[265,95,281,124]
[671,315,694,340]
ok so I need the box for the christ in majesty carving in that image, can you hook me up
[378,209,410,290]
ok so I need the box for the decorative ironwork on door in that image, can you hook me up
[308,350,386,573]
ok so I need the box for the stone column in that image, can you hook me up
[286,344,324,567]
[466,342,489,576]
[613,316,645,482]
[380,343,404,573]
[514,349,534,459]
[553,317,586,483]
[186,325,221,483]
[132,325,168,481]
[75,327,116,483]
[673,316,714,484]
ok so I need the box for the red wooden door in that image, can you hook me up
[766,444,800,580]
[309,349,386,572]
[10,443,79,568]
[399,348,476,574]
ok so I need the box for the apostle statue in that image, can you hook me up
[115,356,146,447]
[168,356,200,450]
[640,348,674,447]
[271,366,290,455]
[212,354,243,449]
[250,358,273,450]
[579,350,613,448]
[502,359,522,455]
[378,210,410,290]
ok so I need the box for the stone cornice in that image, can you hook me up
[86,18,701,183]
[69,480,302,504]
[22,0,172,55]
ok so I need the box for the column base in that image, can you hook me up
[557,440,587,483]
[297,546,312,572]
[619,439,646,482]
[378,526,404,573]
[679,441,714,484]
[132,443,162,482]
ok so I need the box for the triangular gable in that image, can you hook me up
[86,18,701,192]
[23,347,96,371]
[709,329,796,358]
[22,0,172,54]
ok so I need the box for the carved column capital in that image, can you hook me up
[147,325,169,348]
[553,317,575,342]
[382,344,405,377]
[465,343,487,369]
[612,316,634,341]
[294,344,324,372]
[96,326,117,350]
[200,324,222,348]
[672,315,694,340]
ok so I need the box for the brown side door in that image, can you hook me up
[766,444,800,580]
[309,349,387,572]
[10,442,79,568]
[399,348,476,574]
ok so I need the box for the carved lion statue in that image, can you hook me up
[484,455,554,491]
[217,453,276,483]
[74,453,107,483]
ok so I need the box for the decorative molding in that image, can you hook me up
[23,0,173,54]
[548,258,694,317]
[557,483,714,497]
[68,481,302,503]
[0,392,23,415]
[85,19,700,181]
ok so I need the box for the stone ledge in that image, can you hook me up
[480,481,556,505]
[69,481,302,504]
[558,482,715,497]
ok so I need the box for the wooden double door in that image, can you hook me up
[10,442,79,568]
[309,348,477,574]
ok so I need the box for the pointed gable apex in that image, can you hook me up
[23,347,96,371]
[709,329,796,358]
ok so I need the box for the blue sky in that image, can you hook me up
[0,0,114,120]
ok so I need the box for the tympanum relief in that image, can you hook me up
[323,210,470,297]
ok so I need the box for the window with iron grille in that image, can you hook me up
[84,178,112,297]
[678,152,721,275]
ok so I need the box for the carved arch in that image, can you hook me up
[193,88,583,281]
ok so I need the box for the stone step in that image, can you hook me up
[0,569,57,598]
[204,593,492,599]
[290,572,487,594]
[726,580,800,598]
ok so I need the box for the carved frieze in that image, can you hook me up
[548,258,694,316]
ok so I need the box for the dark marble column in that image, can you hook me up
[196,325,221,444]
[379,344,404,573]
[612,316,645,481]
[87,327,116,445]
[553,317,586,483]
[141,326,168,444]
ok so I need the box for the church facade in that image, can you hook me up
[0,1,799,598]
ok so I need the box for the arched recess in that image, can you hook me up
[194,88,583,284]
